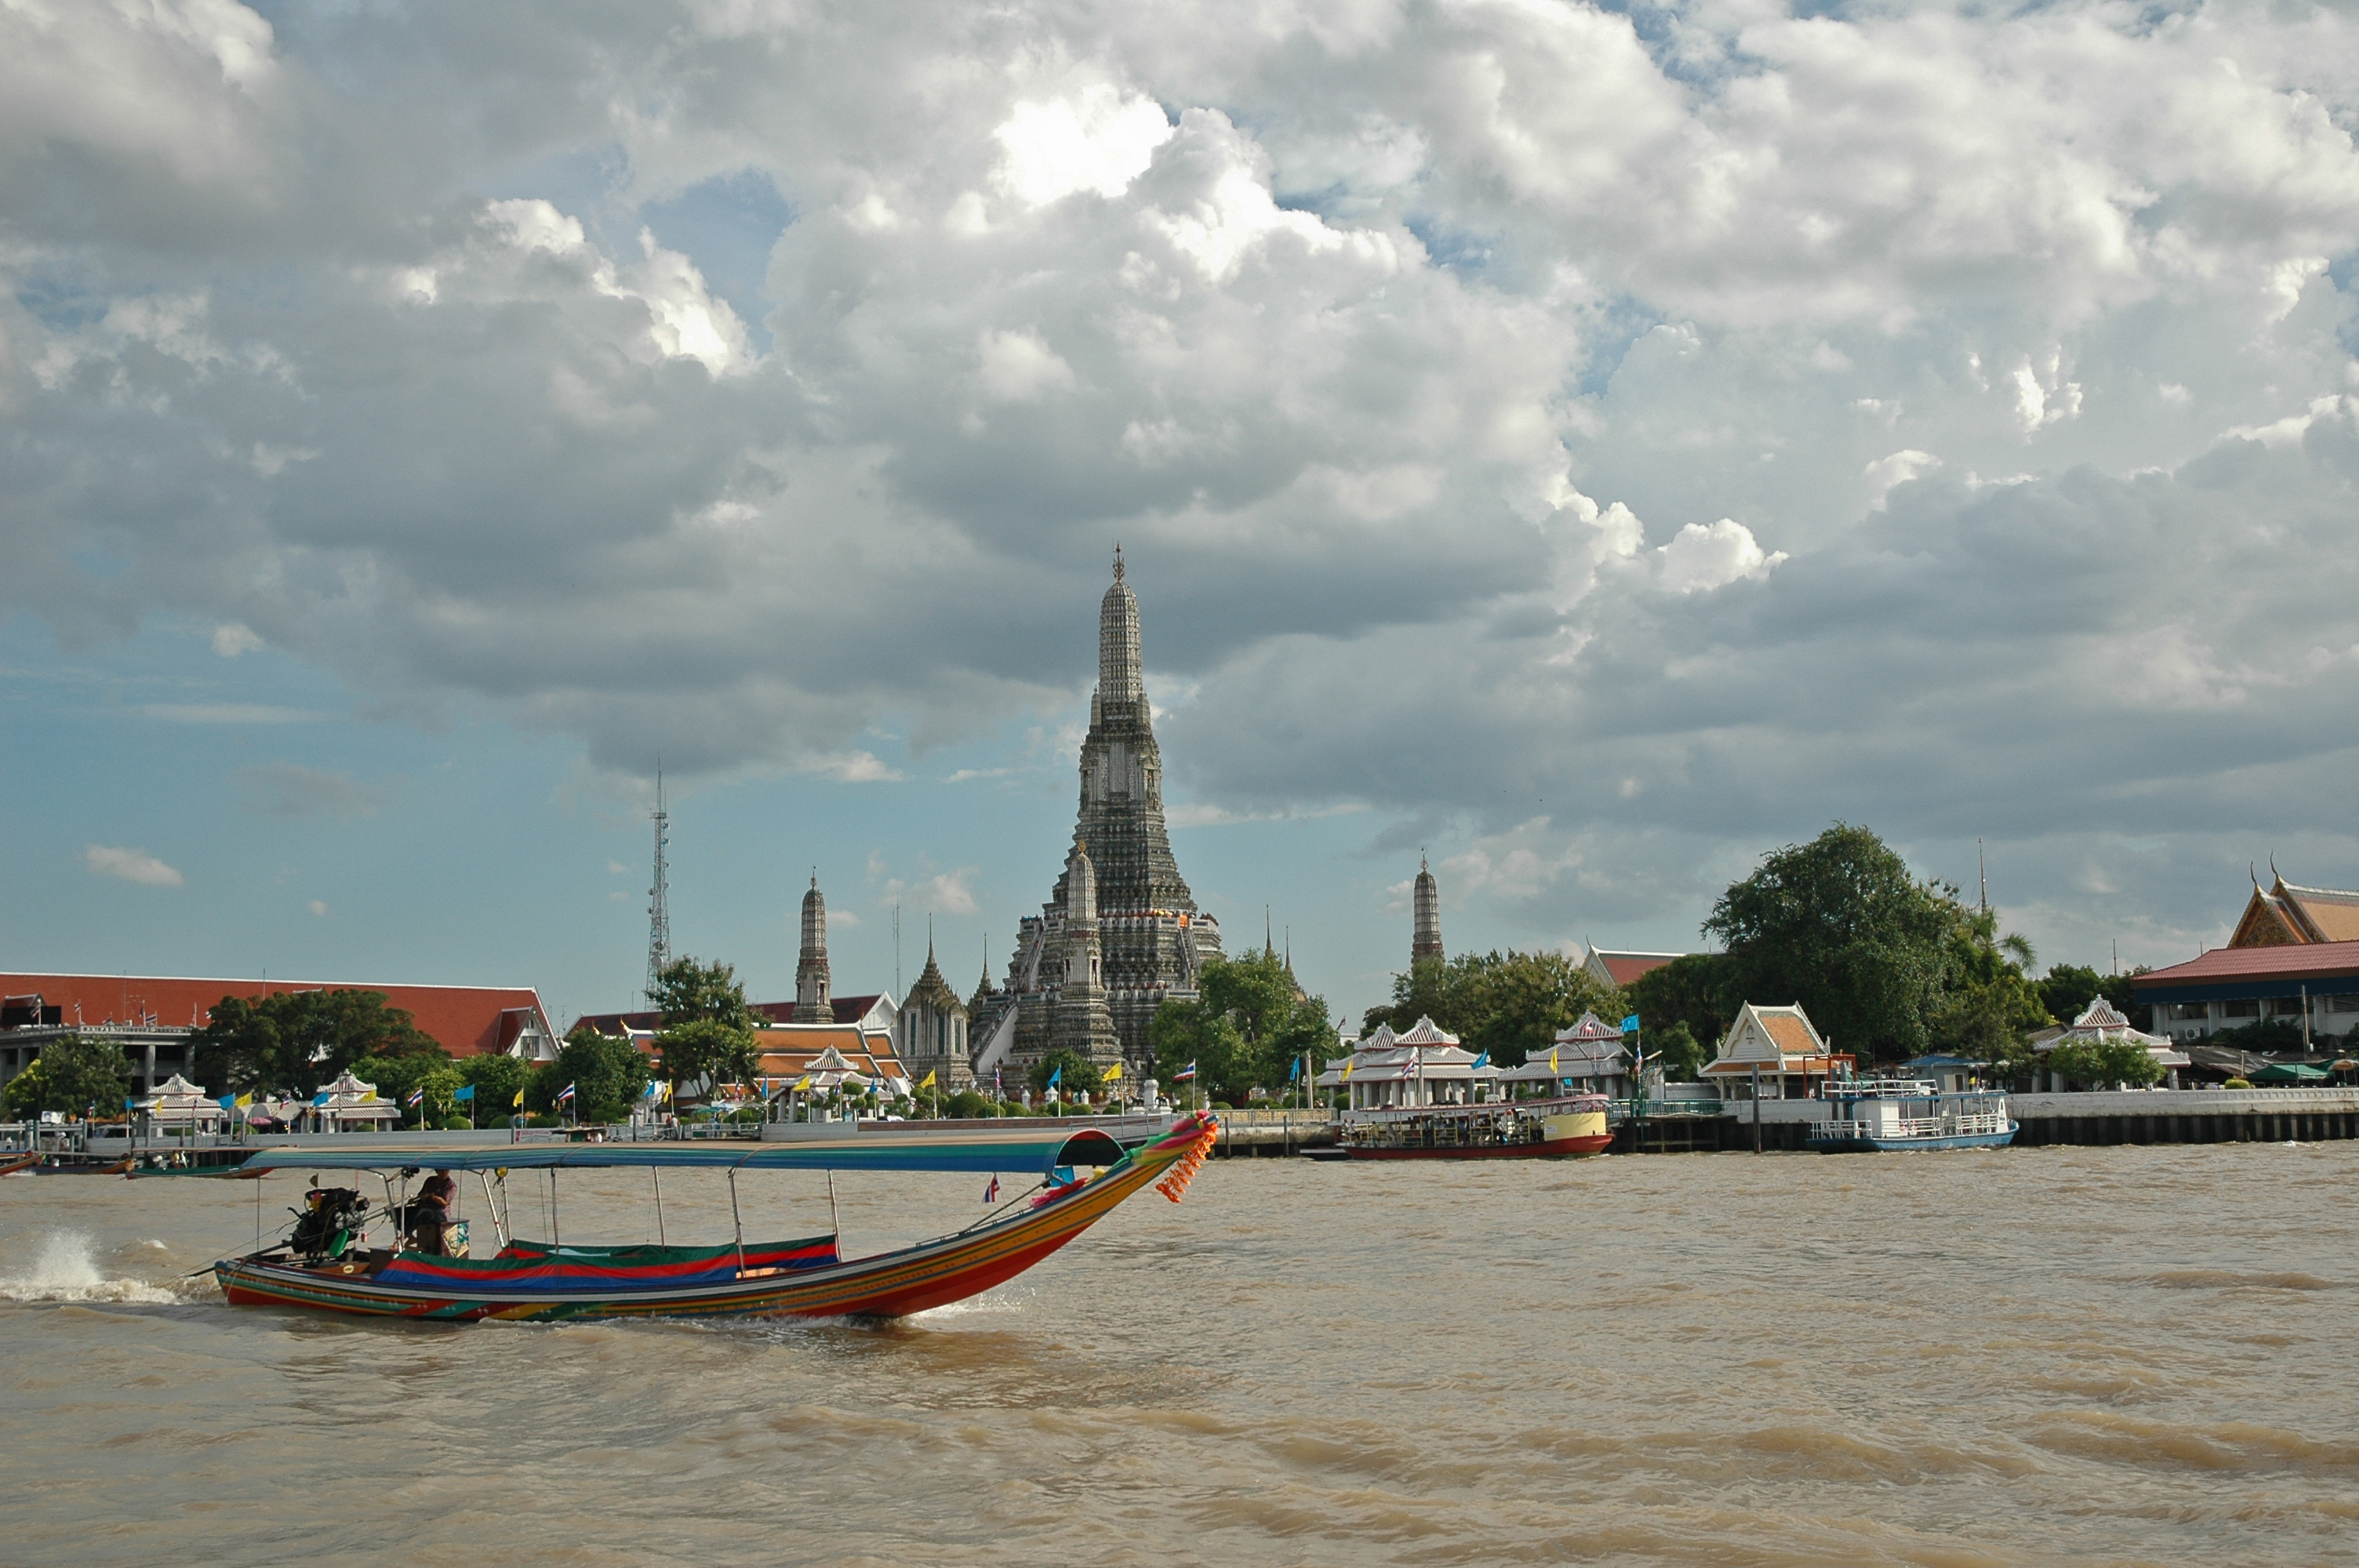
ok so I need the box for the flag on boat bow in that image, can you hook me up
[983,1174,1000,1204]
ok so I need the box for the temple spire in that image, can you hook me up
[1412,853,1443,964]
[1099,549,1141,706]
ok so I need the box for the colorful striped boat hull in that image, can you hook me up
[215,1114,1214,1323]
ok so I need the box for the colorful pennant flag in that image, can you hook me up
[454,1084,475,1102]
[512,1087,526,1108]
[1620,1014,1641,1033]
[1045,1065,1062,1089]
[1471,1051,1490,1071]
[1103,1061,1123,1081]
[918,1069,937,1089]
[1288,1056,1300,1083]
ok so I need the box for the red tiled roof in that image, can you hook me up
[2133,941,2359,988]
[1592,952,1684,986]
[0,973,549,1058]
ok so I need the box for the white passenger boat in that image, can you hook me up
[1807,1078,2017,1152]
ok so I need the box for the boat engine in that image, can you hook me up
[289,1186,369,1261]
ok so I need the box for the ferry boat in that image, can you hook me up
[211,1114,1218,1323]
[1338,1094,1611,1160]
[1807,1079,2016,1152]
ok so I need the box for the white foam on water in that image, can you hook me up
[0,1231,179,1305]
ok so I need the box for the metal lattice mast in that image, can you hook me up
[645,764,671,1005]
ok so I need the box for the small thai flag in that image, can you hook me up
[405,1089,423,1108]
[983,1174,1000,1204]
[556,1082,576,1104]
[1173,1061,1198,1082]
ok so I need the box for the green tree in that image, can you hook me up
[1645,1022,1707,1082]
[1365,950,1618,1067]
[459,1054,529,1125]
[1,1037,132,1118]
[2037,964,2107,1027]
[188,989,442,1095]
[1154,950,1342,1104]
[653,1018,759,1103]
[1028,1048,1103,1100]
[351,1054,465,1128]
[1925,906,2051,1062]
[1150,998,1248,1105]
[1705,823,1955,1062]
[649,956,756,1031]
[529,1028,652,1123]
[1627,954,1738,1055]
[2046,1035,2165,1089]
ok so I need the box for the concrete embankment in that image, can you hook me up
[1660,1087,2359,1152]
[1205,1088,2359,1158]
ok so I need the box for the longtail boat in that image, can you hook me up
[213,1113,1218,1322]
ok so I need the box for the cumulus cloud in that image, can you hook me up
[9,0,2359,968]
[86,844,184,887]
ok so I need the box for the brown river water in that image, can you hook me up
[2,1141,2354,1567]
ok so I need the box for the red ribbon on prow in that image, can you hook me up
[1154,1120,1219,1203]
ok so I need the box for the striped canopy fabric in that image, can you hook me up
[376,1236,839,1292]
[236,1125,1129,1178]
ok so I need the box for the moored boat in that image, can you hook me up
[213,1113,1219,1323]
[1807,1079,2016,1152]
[1338,1094,1611,1160]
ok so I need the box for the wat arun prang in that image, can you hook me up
[971,551,1222,1080]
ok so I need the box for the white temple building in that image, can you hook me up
[1316,1016,1491,1110]
[1499,1012,1630,1098]
[2031,997,2190,1089]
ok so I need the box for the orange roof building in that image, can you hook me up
[0,972,556,1054]
[1582,949,1691,989]
[2228,873,2359,947]
[1700,1002,1850,1099]
[0,971,560,1100]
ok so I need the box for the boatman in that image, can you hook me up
[407,1171,457,1254]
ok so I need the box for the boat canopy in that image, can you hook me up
[236,1125,1131,1178]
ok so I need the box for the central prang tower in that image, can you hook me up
[973,550,1222,1080]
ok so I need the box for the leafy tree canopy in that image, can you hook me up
[654,1017,759,1100]
[188,989,443,1095]
[1925,905,2051,1062]
[1706,823,1958,1062]
[1626,954,1738,1058]
[1,1037,132,1117]
[649,956,755,1032]
[1154,949,1339,1104]
[2045,1035,2165,1088]
[350,1054,464,1127]
[1647,1021,1708,1082]
[458,1053,530,1122]
[1027,1048,1103,1099]
[1364,950,1619,1068]
[533,1027,654,1123]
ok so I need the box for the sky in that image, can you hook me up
[6,0,2359,1032]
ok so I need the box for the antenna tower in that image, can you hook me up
[645,763,671,1005]
[1978,838,1987,916]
